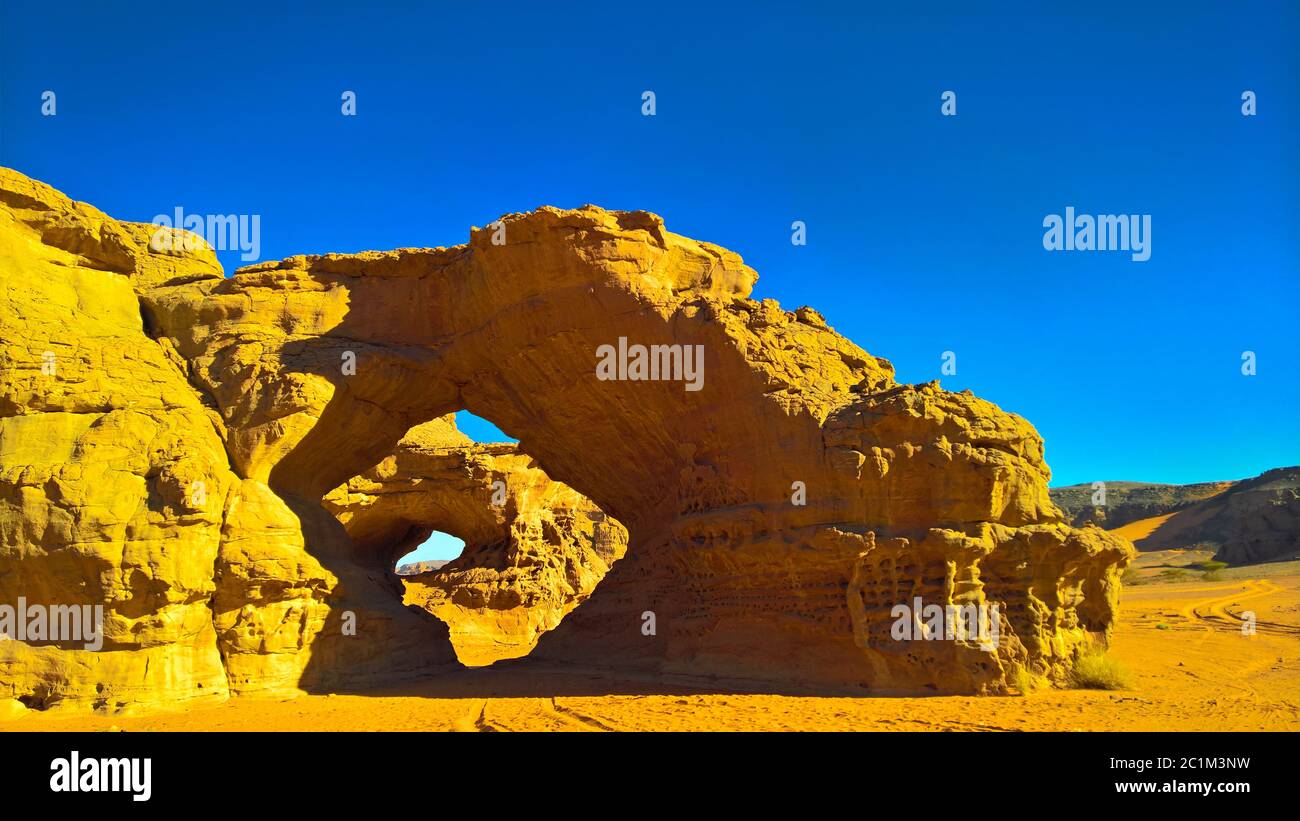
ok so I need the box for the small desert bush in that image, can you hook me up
[1011,666,1051,695]
[1194,559,1228,581]
[1121,567,1143,586]
[1156,568,1189,583]
[1155,622,1170,630]
[1071,650,1132,690]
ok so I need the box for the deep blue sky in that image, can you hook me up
[3,0,1296,488]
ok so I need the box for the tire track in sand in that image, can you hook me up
[547,698,624,732]
[1180,579,1297,636]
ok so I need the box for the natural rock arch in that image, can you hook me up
[143,203,1131,694]
[323,415,627,665]
[0,169,1133,708]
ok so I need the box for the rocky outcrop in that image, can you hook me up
[0,169,454,711]
[0,170,233,710]
[323,417,627,665]
[1201,468,1300,563]
[0,167,1134,709]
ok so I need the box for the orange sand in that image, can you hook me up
[5,575,1298,732]
[1110,512,1177,543]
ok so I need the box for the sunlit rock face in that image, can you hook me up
[0,167,1132,710]
[323,416,628,666]
[0,169,233,710]
[0,169,455,712]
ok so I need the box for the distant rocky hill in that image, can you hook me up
[1051,480,1235,530]
[395,560,448,576]
[1051,467,1300,564]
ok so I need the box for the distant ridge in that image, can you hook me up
[1050,479,1236,530]
[396,560,448,576]
[1051,467,1300,564]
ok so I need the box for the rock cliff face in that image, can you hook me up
[0,170,233,710]
[323,417,627,665]
[0,167,1133,709]
[1199,468,1300,563]
[0,169,457,711]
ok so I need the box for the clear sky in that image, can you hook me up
[455,411,513,446]
[404,530,465,566]
[2,1,1296,488]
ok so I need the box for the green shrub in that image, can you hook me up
[1011,666,1051,695]
[1071,650,1132,690]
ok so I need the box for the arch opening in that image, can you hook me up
[396,530,465,575]
[323,412,628,667]
[452,410,516,445]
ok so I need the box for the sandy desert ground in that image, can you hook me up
[5,569,1297,732]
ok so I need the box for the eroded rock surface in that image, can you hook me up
[1,167,1134,709]
[0,169,453,712]
[323,417,627,665]
[0,170,232,710]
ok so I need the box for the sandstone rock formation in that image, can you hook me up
[323,416,627,665]
[0,170,233,710]
[0,169,454,711]
[0,166,1134,710]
